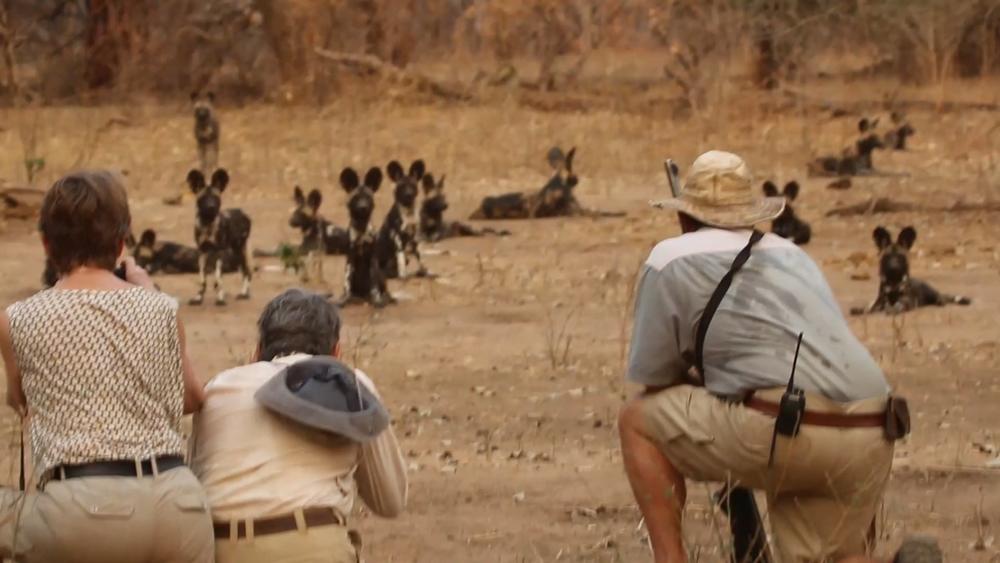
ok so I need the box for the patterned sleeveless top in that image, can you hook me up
[7,287,187,479]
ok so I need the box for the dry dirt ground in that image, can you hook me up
[0,88,998,562]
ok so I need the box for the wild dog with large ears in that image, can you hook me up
[419,173,510,241]
[289,185,349,282]
[850,225,970,315]
[134,228,239,275]
[191,91,219,173]
[469,146,624,219]
[807,119,886,177]
[762,180,811,245]
[340,167,392,307]
[378,159,429,279]
[188,168,252,305]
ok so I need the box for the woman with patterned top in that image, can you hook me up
[0,170,213,562]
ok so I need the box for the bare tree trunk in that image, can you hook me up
[0,1,20,97]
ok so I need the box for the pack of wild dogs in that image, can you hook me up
[42,94,970,315]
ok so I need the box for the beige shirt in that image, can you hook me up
[191,354,407,521]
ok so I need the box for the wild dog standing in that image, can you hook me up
[133,228,240,275]
[469,147,624,219]
[807,118,885,177]
[187,169,252,305]
[191,91,220,173]
[762,180,811,245]
[289,186,350,282]
[340,167,392,307]
[378,160,429,278]
[850,226,971,315]
[419,173,510,242]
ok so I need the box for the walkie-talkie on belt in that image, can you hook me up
[768,332,806,467]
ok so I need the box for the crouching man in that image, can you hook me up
[618,151,940,563]
[192,288,407,562]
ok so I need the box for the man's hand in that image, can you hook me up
[123,256,156,290]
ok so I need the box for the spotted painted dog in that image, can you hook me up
[883,112,916,150]
[470,147,624,220]
[191,91,220,173]
[850,226,971,315]
[133,228,240,275]
[762,180,811,245]
[377,160,429,279]
[808,118,885,177]
[340,166,392,307]
[187,169,252,305]
[419,173,510,242]
[290,186,350,282]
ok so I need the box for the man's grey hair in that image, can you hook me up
[257,289,341,361]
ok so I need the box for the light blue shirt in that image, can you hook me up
[627,228,889,401]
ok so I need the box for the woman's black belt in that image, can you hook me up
[52,455,185,480]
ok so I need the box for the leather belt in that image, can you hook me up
[53,455,185,480]
[214,507,346,540]
[745,395,884,428]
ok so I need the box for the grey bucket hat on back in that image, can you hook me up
[650,150,785,228]
[254,356,389,443]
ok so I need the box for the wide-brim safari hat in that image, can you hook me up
[650,150,785,228]
[255,356,389,443]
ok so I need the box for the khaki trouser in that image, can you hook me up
[215,519,358,563]
[638,385,893,563]
[3,466,213,562]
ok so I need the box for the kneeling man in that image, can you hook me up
[192,288,407,562]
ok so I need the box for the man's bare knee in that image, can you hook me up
[618,399,648,440]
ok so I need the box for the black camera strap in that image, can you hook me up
[694,229,765,376]
[19,422,25,491]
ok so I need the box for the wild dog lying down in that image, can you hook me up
[762,180,811,245]
[133,229,240,275]
[808,118,885,177]
[883,112,916,150]
[469,147,625,220]
[340,166,392,308]
[290,186,350,281]
[187,169,252,305]
[850,226,971,315]
[419,173,510,242]
[377,159,429,279]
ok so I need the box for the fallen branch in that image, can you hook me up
[313,48,471,101]
[825,197,921,217]
[825,197,1000,217]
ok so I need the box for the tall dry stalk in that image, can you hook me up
[543,304,576,370]
[15,109,44,185]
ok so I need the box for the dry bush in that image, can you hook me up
[1,0,1000,104]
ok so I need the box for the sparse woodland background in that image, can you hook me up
[0,0,998,108]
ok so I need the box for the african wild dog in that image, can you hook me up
[377,160,429,279]
[133,228,240,275]
[762,180,811,245]
[850,226,971,315]
[191,91,220,173]
[290,186,350,281]
[340,166,392,308]
[883,112,916,150]
[419,173,510,242]
[469,147,625,220]
[187,169,252,305]
[807,118,885,177]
